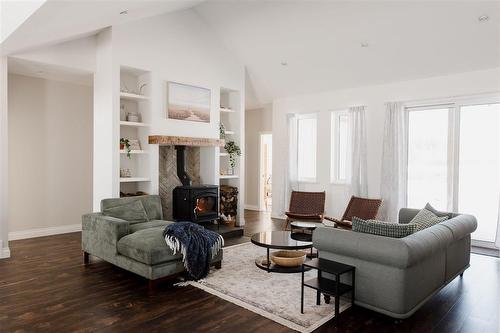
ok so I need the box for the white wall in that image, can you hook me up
[8,74,93,238]
[113,9,244,139]
[245,104,272,209]
[0,57,9,257]
[272,67,500,219]
[111,10,245,219]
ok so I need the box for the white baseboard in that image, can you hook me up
[0,240,10,259]
[271,214,286,220]
[244,204,261,211]
[8,224,82,241]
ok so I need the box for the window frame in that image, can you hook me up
[330,109,351,184]
[404,94,500,247]
[295,113,318,183]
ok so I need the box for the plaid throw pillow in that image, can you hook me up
[352,217,417,238]
[409,208,449,231]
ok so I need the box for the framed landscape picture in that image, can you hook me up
[167,82,211,123]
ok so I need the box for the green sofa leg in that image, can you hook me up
[83,252,90,265]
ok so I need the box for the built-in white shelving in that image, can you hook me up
[219,87,244,225]
[120,121,150,127]
[120,177,150,183]
[120,92,149,101]
[120,150,148,155]
[119,66,152,196]
[220,175,239,179]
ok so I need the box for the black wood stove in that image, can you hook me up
[172,146,219,223]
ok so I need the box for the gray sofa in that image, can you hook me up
[82,195,222,285]
[313,208,477,319]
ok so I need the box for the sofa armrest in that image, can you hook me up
[440,214,477,240]
[313,225,452,269]
[82,213,130,254]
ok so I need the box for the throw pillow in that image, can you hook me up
[409,208,449,231]
[102,200,149,223]
[352,217,417,238]
[424,203,453,219]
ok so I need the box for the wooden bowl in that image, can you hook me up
[270,250,307,267]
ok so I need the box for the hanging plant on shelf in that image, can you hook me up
[219,121,226,139]
[224,140,241,172]
[120,138,131,158]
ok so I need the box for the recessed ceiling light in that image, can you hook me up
[478,15,489,22]
[120,10,128,15]
[280,61,288,66]
[361,42,369,48]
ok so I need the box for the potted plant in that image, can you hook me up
[120,138,131,158]
[224,140,241,174]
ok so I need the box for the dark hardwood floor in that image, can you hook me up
[1,210,499,333]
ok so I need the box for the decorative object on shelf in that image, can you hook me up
[128,139,141,151]
[120,168,132,178]
[167,81,211,123]
[126,112,140,122]
[120,138,131,158]
[220,185,238,222]
[120,103,126,120]
[224,140,241,173]
[120,82,148,96]
[219,121,226,139]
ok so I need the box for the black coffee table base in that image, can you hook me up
[255,255,312,273]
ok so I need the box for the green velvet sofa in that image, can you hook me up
[82,195,222,286]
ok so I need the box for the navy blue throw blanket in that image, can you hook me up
[163,222,223,280]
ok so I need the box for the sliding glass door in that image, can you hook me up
[458,103,500,242]
[406,99,500,245]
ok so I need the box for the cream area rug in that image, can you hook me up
[187,242,350,333]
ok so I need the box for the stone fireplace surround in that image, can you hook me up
[151,135,224,220]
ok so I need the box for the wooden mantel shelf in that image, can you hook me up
[149,135,225,147]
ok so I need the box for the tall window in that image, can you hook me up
[407,108,449,210]
[331,110,351,183]
[296,114,317,182]
[406,99,500,244]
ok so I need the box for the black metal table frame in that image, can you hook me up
[301,259,355,326]
[251,237,313,274]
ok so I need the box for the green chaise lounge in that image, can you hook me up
[82,195,222,287]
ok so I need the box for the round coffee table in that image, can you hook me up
[251,231,313,273]
[290,221,319,258]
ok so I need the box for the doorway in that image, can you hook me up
[259,133,272,211]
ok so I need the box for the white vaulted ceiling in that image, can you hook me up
[0,0,204,55]
[195,1,500,106]
[2,1,499,107]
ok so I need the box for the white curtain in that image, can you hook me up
[496,196,500,248]
[380,102,408,222]
[282,113,299,213]
[349,106,368,197]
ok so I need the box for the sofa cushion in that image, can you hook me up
[101,195,163,221]
[129,220,172,233]
[352,217,417,238]
[102,200,149,224]
[117,227,182,265]
[410,208,449,231]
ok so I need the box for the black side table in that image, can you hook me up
[301,258,355,326]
